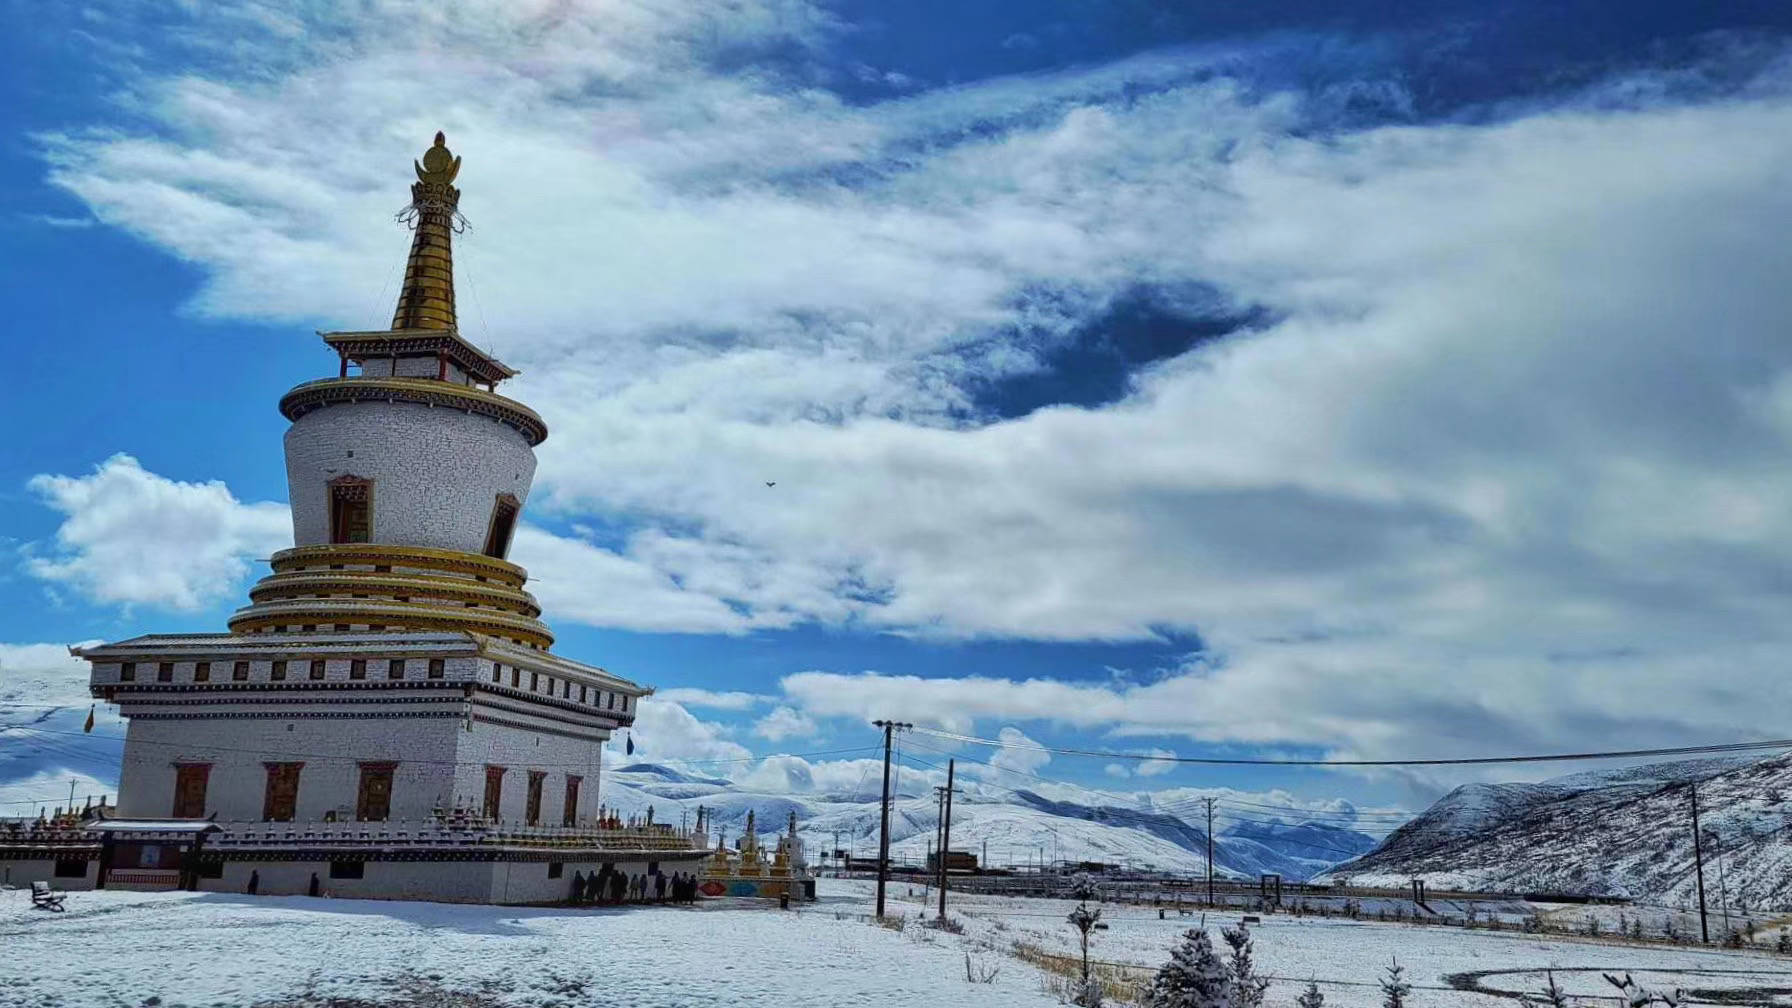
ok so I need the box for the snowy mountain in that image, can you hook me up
[1330,754,1792,908]
[601,763,1377,880]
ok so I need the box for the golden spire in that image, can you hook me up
[391,131,462,331]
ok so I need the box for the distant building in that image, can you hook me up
[927,849,978,873]
[5,133,711,903]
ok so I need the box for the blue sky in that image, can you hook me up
[5,1,1792,830]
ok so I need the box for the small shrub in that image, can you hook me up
[1380,958,1411,1008]
[927,914,965,935]
[964,953,1000,985]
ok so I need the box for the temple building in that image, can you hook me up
[5,133,711,903]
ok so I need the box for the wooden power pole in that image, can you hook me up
[937,758,956,919]
[1205,797,1216,906]
[1690,784,1710,944]
[873,719,911,918]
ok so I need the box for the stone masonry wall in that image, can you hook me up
[285,399,536,554]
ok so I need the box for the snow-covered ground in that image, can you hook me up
[868,880,1792,1006]
[0,884,1058,1008]
[8,878,1791,1007]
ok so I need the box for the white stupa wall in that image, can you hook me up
[450,717,606,826]
[117,714,464,823]
[285,400,536,555]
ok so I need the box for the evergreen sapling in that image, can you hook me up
[1379,958,1411,1008]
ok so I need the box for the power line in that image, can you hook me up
[912,726,1792,767]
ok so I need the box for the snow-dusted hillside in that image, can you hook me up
[603,763,1375,880]
[1332,754,1792,908]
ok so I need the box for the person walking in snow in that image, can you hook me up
[246,869,259,895]
[655,872,667,902]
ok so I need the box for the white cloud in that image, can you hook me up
[1134,748,1179,777]
[604,698,752,767]
[653,688,767,711]
[752,705,817,742]
[986,726,1051,776]
[35,2,1792,779]
[23,455,290,612]
[509,525,775,634]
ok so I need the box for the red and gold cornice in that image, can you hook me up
[279,377,547,446]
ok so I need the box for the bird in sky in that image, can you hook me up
[765,481,776,487]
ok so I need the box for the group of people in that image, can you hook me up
[570,865,703,905]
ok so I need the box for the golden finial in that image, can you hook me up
[391,130,462,331]
[414,131,461,185]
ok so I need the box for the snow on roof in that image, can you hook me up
[83,819,223,834]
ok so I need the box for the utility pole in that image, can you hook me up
[1690,784,1710,944]
[938,758,956,919]
[1205,797,1216,907]
[872,719,911,918]
[1711,828,1732,938]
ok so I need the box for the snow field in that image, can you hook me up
[0,886,1061,1008]
[851,880,1792,1006]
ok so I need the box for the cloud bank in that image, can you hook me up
[24,1,1792,773]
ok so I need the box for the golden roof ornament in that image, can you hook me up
[415,131,461,186]
[391,131,462,331]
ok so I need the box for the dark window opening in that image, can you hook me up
[483,766,505,819]
[483,494,520,559]
[172,763,211,818]
[387,659,405,680]
[262,762,303,822]
[197,859,224,879]
[54,858,87,878]
[157,662,174,683]
[232,661,249,681]
[563,775,581,827]
[194,661,210,683]
[120,662,135,682]
[350,659,366,680]
[491,664,502,683]
[309,659,326,680]
[329,859,365,880]
[271,660,287,681]
[525,771,545,826]
[547,861,564,879]
[356,762,395,822]
[428,658,444,679]
[329,477,372,544]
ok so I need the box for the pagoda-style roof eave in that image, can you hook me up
[318,328,520,381]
